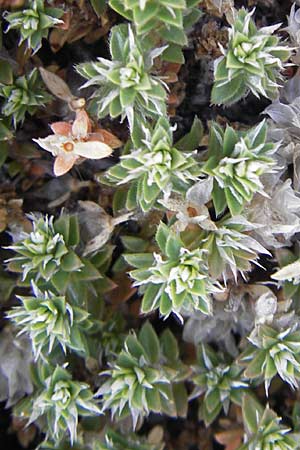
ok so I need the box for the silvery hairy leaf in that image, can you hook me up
[0,327,33,407]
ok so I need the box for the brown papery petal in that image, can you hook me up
[49,28,69,53]
[72,110,92,138]
[51,122,72,136]
[74,141,113,159]
[39,67,74,102]
[90,129,122,148]
[53,154,78,176]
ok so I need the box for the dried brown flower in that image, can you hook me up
[0,187,31,233]
[195,21,228,58]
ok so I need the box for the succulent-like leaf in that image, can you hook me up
[211,8,291,105]
[29,365,100,444]
[202,121,277,217]
[239,325,300,392]
[127,223,223,319]
[192,344,249,425]
[4,0,64,54]
[0,68,52,127]
[97,321,188,428]
[240,397,299,449]
[77,25,167,130]
[103,118,201,211]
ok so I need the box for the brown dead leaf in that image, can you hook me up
[84,20,112,44]
[202,0,234,18]
[168,92,180,106]
[129,299,142,318]
[215,428,244,450]
[58,10,71,31]
[148,425,164,448]
[39,67,74,103]
[16,42,32,72]
[109,272,137,307]
[50,24,94,51]
[195,20,228,58]
[93,128,123,148]
[49,2,111,51]
[248,0,276,6]
[0,0,24,7]
[0,188,31,233]
[11,417,36,449]
[164,62,182,75]
[167,81,186,116]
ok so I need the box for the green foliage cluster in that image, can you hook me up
[192,345,249,426]
[6,214,103,301]
[0,68,52,127]
[202,120,276,216]
[5,214,110,445]
[240,324,300,392]
[126,222,222,318]
[29,365,100,445]
[4,0,64,53]
[197,215,270,280]
[98,322,188,428]
[108,0,202,63]
[104,117,201,211]
[7,282,95,360]
[211,7,291,105]
[97,428,162,450]
[77,24,167,131]
[240,396,300,449]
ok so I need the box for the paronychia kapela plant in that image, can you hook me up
[76,24,168,130]
[125,222,223,319]
[0,68,52,127]
[103,117,201,212]
[97,321,188,428]
[201,120,277,216]
[4,0,64,54]
[211,8,291,105]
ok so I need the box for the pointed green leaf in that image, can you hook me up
[139,321,160,364]
[175,116,203,152]
[155,222,170,253]
[242,394,264,434]
[124,253,154,268]
[141,284,161,313]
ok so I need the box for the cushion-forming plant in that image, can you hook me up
[97,322,188,428]
[0,68,52,127]
[7,282,96,360]
[104,117,201,212]
[211,8,291,105]
[108,0,202,63]
[239,396,300,449]
[126,222,223,319]
[201,120,277,216]
[29,365,100,445]
[76,24,167,130]
[239,324,300,392]
[4,0,64,54]
[192,344,249,426]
